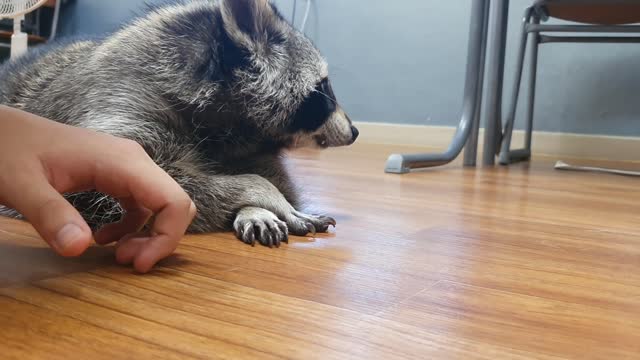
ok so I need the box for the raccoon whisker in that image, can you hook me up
[312,89,338,106]
[192,135,211,151]
[190,118,206,132]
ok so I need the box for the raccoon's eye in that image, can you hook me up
[289,78,337,133]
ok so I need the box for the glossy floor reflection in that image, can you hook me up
[2,143,639,359]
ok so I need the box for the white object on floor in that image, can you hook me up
[0,0,48,59]
[554,160,640,177]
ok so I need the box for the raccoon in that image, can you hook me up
[0,0,359,247]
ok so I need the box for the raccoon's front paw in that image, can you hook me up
[284,210,336,236]
[233,207,288,248]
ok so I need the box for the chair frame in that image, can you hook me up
[499,1,640,165]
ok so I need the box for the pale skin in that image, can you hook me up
[0,105,196,273]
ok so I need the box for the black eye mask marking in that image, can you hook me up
[289,78,337,133]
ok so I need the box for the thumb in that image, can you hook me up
[9,175,93,257]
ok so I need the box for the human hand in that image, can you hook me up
[0,105,196,273]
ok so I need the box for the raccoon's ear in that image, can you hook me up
[220,0,279,46]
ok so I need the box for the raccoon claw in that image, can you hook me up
[286,211,336,236]
[278,223,289,244]
[234,207,288,248]
[248,230,256,247]
[314,215,336,232]
[306,223,317,236]
[238,223,256,246]
[259,225,278,248]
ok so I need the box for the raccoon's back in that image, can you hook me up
[0,40,99,122]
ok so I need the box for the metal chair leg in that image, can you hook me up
[499,9,538,165]
[384,0,489,173]
[464,0,491,167]
[524,18,540,155]
[482,0,510,166]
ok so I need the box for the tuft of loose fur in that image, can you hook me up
[0,0,358,247]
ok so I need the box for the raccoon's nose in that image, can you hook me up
[350,126,359,143]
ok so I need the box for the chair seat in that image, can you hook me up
[537,0,640,24]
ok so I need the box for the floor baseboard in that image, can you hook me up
[354,122,640,162]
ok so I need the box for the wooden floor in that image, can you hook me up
[2,143,640,359]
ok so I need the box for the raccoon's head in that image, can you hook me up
[219,0,359,149]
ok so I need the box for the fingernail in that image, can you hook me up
[189,202,197,219]
[55,223,84,252]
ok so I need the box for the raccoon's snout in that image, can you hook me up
[315,109,358,147]
[295,108,358,149]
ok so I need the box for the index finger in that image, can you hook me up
[94,157,196,272]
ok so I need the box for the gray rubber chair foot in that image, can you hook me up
[499,149,531,165]
[385,154,411,174]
